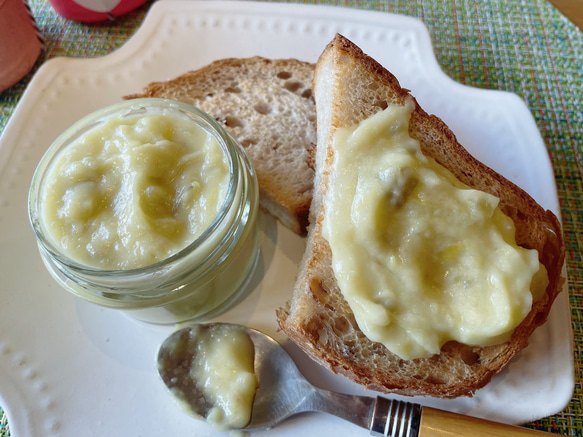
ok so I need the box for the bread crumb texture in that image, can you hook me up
[125,57,317,235]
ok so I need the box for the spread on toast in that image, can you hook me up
[323,97,548,360]
[277,34,565,398]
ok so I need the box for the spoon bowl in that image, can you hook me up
[157,323,375,430]
[157,323,554,436]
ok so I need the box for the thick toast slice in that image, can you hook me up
[125,57,316,235]
[277,34,565,398]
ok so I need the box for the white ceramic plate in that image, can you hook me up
[0,1,573,436]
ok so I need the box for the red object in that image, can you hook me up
[0,0,42,92]
[47,0,147,22]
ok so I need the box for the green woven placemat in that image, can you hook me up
[0,410,7,437]
[1,0,582,435]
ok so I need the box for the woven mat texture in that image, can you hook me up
[1,0,582,435]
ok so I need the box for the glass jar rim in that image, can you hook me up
[28,98,242,276]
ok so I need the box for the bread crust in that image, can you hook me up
[124,57,316,235]
[277,34,565,398]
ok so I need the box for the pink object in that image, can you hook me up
[0,0,42,92]
[47,0,147,22]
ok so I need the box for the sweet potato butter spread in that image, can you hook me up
[322,100,549,360]
[160,324,257,431]
[39,109,230,270]
[189,325,257,431]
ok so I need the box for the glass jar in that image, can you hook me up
[28,98,260,324]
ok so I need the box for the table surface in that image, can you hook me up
[1,0,582,435]
[547,0,583,30]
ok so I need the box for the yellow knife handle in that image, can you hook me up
[418,406,552,436]
[370,397,554,436]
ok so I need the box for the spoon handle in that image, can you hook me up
[371,397,554,436]
[312,387,376,430]
[417,406,555,436]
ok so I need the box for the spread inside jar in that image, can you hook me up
[39,107,230,270]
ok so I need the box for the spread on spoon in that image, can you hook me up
[158,324,258,432]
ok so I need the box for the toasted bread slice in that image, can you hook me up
[276,34,565,398]
[124,57,316,235]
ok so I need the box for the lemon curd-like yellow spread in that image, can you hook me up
[161,324,258,432]
[190,325,257,431]
[322,100,548,360]
[40,110,230,270]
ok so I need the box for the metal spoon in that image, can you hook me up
[157,323,553,436]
